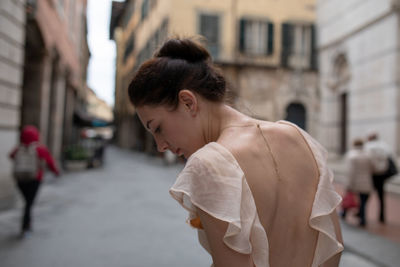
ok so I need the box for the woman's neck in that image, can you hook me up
[201,103,252,143]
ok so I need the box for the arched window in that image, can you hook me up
[285,103,306,130]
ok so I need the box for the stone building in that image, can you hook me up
[86,87,114,123]
[317,0,400,157]
[0,0,90,209]
[0,0,26,209]
[110,0,318,152]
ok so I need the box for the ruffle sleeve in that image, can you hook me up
[169,142,269,267]
[278,121,344,266]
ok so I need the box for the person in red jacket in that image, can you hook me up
[9,125,60,237]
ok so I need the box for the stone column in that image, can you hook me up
[49,65,67,163]
[39,51,53,145]
[62,82,75,149]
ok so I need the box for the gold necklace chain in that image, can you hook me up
[257,124,281,180]
[218,123,281,180]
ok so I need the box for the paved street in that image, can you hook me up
[0,146,399,267]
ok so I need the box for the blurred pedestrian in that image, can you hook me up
[365,132,397,223]
[344,138,374,227]
[9,125,60,238]
[127,37,343,266]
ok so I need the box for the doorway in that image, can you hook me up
[285,102,307,130]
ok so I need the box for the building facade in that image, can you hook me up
[0,0,90,210]
[86,87,114,123]
[110,0,318,151]
[0,0,27,209]
[317,0,400,157]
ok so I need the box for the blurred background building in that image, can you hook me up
[1,0,399,209]
[0,0,26,209]
[86,87,113,123]
[317,0,400,157]
[0,0,93,209]
[110,0,318,152]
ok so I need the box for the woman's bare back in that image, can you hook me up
[218,120,320,266]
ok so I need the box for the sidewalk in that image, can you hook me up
[329,158,400,267]
[340,221,400,267]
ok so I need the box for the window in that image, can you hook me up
[199,14,220,59]
[133,19,168,70]
[57,0,65,18]
[150,0,157,10]
[122,2,135,27]
[69,0,76,37]
[281,23,316,69]
[141,0,149,21]
[58,0,64,9]
[124,33,135,63]
[239,19,274,56]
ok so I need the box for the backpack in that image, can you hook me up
[13,143,39,181]
[381,157,398,180]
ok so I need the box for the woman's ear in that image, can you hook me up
[179,90,198,116]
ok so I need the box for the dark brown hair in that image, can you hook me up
[128,37,226,108]
[353,138,364,148]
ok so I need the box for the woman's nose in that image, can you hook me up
[155,137,168,152]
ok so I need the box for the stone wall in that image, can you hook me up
[0,0,26,209]
[317,0,400,156]
[221,66,319,136]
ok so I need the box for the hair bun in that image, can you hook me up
[155,38,210,63]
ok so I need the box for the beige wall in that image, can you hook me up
[87,89,114,122]
[171,0,315,65]
[112,0,318,149]
[36,0,87,87]
[120,0,315,70]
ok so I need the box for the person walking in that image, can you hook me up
[9,125,60,237]
[365,132,394,223]
[128,37,344,266]
[345,138,374,227]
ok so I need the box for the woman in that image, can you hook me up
[9,125,60,237]
[345,138,373,227]
[128,38,343,266]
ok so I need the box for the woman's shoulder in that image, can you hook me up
[217,119,307,157]
[186,142,241,174]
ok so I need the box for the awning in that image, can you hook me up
[73,110,113,127]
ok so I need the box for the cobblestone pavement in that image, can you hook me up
[0,146,398,267]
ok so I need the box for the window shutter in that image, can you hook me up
[199,14,220,59]
[310,24,317,70]
[239,19,246,52]
[267,22,274,55]
[281,23,292,68]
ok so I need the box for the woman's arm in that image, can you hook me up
[197,207,254,267]
[37,146,60,175]
[9,147,18,159]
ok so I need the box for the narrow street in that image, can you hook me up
[0,147,210,267]
[0,146,399,267]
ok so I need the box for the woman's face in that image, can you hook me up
[136,101,203,159]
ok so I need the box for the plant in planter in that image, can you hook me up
[64,145,89,171]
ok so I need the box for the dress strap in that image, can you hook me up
[257,124,281,180]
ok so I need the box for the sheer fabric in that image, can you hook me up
[169,121,343,266]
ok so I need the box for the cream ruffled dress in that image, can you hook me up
[170,121,343,266]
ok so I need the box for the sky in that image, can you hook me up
[87,0,122,107]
